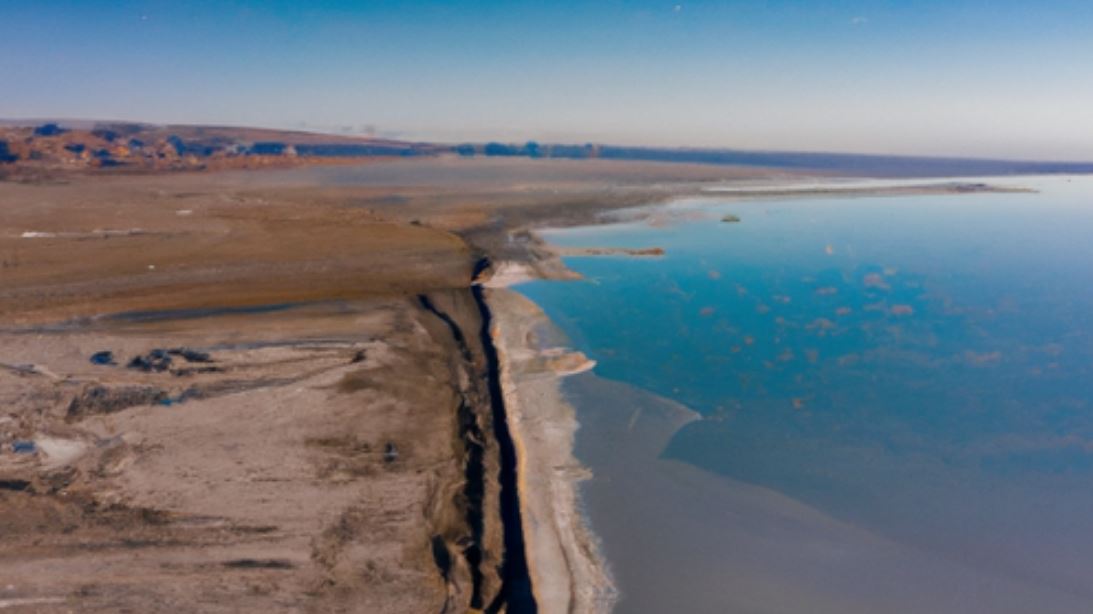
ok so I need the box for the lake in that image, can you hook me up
[516,176,1093,613]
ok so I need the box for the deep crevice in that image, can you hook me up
[418,295,486,610]
[418,263,537,613]
[430,534,453,582]
[473,258,537,614]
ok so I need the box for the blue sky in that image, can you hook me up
[2,1,1092,159]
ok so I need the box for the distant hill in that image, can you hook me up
[0,121,440,175]
[3,120,1092,178]
[454,141,1093,177]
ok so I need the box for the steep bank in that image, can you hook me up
[484,281,614,614]
[417,285,538,614]
[471,282,538,614]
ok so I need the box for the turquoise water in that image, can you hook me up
[517,177,1093,610]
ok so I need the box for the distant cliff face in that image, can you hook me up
[0,122,438,175]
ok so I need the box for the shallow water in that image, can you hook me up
[517,176,1093,612]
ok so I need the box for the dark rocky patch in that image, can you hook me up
[0,479,31,491]
[128,349,173,372]
[12,440,36,454]
[127,347,213,373]
[383,442,399,463]
[90,351,116,366]
[67,385,167,419]
[222,558,295,570]
[172,365,223,377]
[168,347,212,363]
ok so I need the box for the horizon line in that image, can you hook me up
[3,116,1093,167]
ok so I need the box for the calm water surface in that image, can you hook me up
[517,176,1093,613]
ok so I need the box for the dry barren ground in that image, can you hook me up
[0,302,475,612]
[0,168,487,612]
[0,157,797,612]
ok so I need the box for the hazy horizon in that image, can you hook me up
[3,1,1092,161]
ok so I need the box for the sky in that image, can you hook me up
[2,0,1092,160]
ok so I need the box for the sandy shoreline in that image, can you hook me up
[485,275,615,614]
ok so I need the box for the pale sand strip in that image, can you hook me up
[487,283,616,614]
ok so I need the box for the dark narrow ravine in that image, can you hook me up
[418,270,537,613]
[417,294,487,609]
[472,259,537,614]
